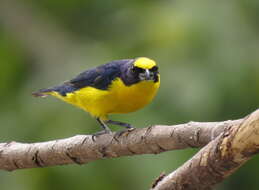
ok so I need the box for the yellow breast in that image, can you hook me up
[51,77,160,120]
[108,78,160,114]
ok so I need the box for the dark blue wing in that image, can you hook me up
[52,59,133,96]
[70,62,121,90]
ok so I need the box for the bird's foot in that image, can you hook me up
[106,120,134,129]
[113,127,135,141]
[92,129,112,141]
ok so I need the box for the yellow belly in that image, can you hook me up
[51,77,160,120]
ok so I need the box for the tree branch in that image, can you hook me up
[151,109,259,190]
[0,118,242,171]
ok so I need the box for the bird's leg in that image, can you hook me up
[93,118,112,137]
[105,120,134,129]
[106,120,135,139]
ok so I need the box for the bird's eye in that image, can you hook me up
[150,66,158,72]
[132,66,144,73]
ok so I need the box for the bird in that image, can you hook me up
[32,57,160,135]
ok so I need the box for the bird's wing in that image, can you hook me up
[69,63,121,90]
[69,59,134,90]
[33,59,132,97]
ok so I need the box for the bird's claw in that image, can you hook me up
[92,129,112,141]
[113,127,135,141]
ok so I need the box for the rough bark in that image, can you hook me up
[1,110,259,190]
[151,109,259,190]
[0,119,241,171]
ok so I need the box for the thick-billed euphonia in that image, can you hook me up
[33,57,160,134]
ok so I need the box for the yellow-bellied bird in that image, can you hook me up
[33,57,160,135]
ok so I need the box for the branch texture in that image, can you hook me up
[0,119,241,171]
[151,109,259,190]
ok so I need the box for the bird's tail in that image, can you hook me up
[32,88,54,97]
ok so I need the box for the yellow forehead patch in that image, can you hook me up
[134,57,156,69]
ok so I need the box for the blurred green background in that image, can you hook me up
[0,0,258,189]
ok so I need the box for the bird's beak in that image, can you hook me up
[144,69,151,80]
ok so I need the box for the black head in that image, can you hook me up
[131,64,159,82]
[121,57,159,86]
